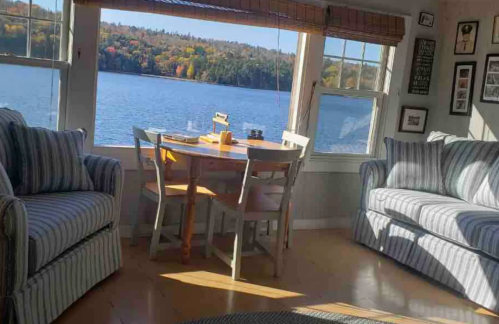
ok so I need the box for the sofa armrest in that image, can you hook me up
[0,195,28,302]
[359,160,387,211]
[84,155,124,227]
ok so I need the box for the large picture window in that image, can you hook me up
[95,10,298,146]
[312,37,389,155]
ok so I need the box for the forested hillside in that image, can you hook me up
[98,22,295,91]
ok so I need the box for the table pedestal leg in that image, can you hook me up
[182,158,200,264]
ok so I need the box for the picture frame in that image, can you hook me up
[450,62,476,116]
[419,12,434,28]
[493,16,499,44]
[481,54,499,104]
[398,106,428,134]
[454,21,479,55]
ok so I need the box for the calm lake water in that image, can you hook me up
[0,64,373,153]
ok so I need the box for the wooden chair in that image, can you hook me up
[262,131,310,247]
[221,131,310,246]
[130,127,215,259]
[205,147,302,280]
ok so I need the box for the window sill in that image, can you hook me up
[304,153,375,173]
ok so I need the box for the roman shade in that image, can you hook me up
[74,0,405,45]
[326,5,405,46]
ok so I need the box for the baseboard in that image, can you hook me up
[119,217,350,238]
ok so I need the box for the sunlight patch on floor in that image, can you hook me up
[475,308,499,318]
[160,271,304,299]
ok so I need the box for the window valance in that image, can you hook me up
[73,0,405,45]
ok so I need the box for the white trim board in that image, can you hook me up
[119,217,350,238]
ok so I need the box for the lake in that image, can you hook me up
[0,64,373,153]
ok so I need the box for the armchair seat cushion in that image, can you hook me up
[22,191,115,275]
[369,188,461,225]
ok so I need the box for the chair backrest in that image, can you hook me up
[280,131,310,185]
[238,147,302,215]
[281,130,310,159]
[133,127,166,197]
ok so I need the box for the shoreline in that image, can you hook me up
[98,70,292,93]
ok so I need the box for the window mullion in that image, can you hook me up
[27,0,32,57]
[357,43,365,90]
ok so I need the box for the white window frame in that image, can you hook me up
[306,87,386,170]
[0,0,71,130]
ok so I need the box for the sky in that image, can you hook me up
[101,9,299,54]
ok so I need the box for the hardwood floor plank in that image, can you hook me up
[53,230,499,324]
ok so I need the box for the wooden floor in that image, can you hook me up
[54,229,499,324]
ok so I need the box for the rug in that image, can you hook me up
[180,310,389,323]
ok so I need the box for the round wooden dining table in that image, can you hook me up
[160,138,290,264]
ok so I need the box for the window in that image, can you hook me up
[312,37,389,155]
[95,10,298,146]
[0,0,68,129]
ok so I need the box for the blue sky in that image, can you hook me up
[101,9,299,54]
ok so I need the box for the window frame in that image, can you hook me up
[0,0,70,130]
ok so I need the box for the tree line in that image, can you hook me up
[98,22,295,91]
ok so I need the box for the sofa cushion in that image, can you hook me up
[10,123,94,195]
[473,157,499,210]
[477,225,499,260]
[369,188,461,225]
[22,191,114,274]
[0,162,13,195]
[419,203,499,249]
[384,137,444,194]
[427,131,499,202]
[0,108,27,187]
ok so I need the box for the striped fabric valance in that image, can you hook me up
[326,5,405,46]
[74,0,405,45]
[74,0,325,34]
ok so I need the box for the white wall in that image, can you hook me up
[428,0,499,140]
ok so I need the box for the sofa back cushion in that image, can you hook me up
[0,162,13,195]
[474,157,499,209]
[10,123,94,195]
[427,131,499,202]
[0,108,28,187]
[385,137,445,194]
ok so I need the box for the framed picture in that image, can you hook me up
[455,21,479,55]
[493,16,499,44]
[398,106,428,134]
[481,54,499,104]
[419,12,434,27]
[450,62,476,116]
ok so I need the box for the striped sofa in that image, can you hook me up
[0,108,123,324]
[354,131,499,312]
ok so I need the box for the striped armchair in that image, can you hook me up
[0,108,123,324]
[354,131,499,313]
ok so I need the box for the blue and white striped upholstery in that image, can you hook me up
[427,131,499,202]
[419,203,499,249]
[0,195,29,323]
[369,188,461,225]
[385,137,444,194]
[13,228,121,324]
[477,225,499,260]
[353,210,423,264]
[84,154,124,227]
[0,162,13,195]
[473,157,499,210]
[359,160,386,211]
[21,191,115,275]
[0,108,27,187]
[10,123,95,195]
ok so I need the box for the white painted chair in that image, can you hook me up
[130,127,215,259]
[262,131,310,247]
[205,147,302,280]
